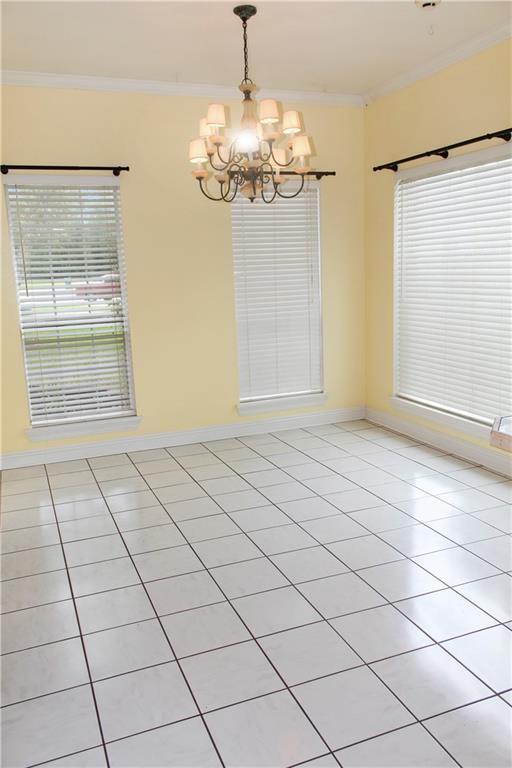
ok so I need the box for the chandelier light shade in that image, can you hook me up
[188,4,335,203]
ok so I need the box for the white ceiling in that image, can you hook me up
[2,1,510,98]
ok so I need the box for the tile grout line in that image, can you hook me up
[41,464,111,768]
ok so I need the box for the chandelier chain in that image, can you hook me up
[241,19,252,84]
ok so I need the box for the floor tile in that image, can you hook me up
[0,523,60,554]
[379,524,454,557]
[398,588,496,641]
[210,557,288,598]
[200,476,252,494]
[271,546,348,583]
[425,697,512,768]
[146,571,224,615]
[205,690,326,768]
[410,474,470,495]
[52,484,101,505]
[442,625,512,692]
[427,514,503,544]
[484,482,512,503]
[2,637,88,705]
[55,498,109,523]
[193,533,262,566]
[121,523,186,554]
[368,481,427,503]
[228,457,275,473]
[1,600,78,654]
[331,604,432,662]
[301,514,367,543]
[47,459,90,475]
[213,489,273,512]
[69,557,140,597]
[302,475,357,495]
[1,505,55,530]
[413,546,501,585]
[277,496,339,522]
[327,535,403,570]
[229,504,290,532]
[243,468,292,487]
[133,544,203,581]
[294,666,414,750]
[1,489,53,513]
[232,585,321,636]
[465,536,512,571]
[348,505,416,533]
[372,645,491,719]
[358,559,445,601]
[129,448,172,463]
[0,686,101,768]
[2,464,46,481]
[1,544,65,580]
[472,504,512,534]
[395,496,464,523]
[335,723,457,767]
[179,453,225,469]
[271,451,316,468]
[59,515,117,543]
[456,574,512,622]
[113,505,171,531]
[135,457,180,475]
[144,468,191,489]
[98,476,148,496]
[177,513,239,542]
[107,717,221,768]
[76,584,155,633]
[64,534,126,567]
[249,523,317,554]
[438,488,502,514]
[323,488,383,513]
[324,457,373,474]
[165,497,224,522]
[181,640,282,712]
[298,572,385,618]
[155,483,206,504]
[105,490,158,514]
[88,453,131,469]
[162,601,250,657]
[94,661,197,741]
[168,442,209,457]
[2,570,71,613]
[92,464,139,482]
[450,467,507,488]
[84,619,173,680]
[260,621,361,685]
[188,463,235,481]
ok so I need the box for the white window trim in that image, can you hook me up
[26,415,141,442]
[392,141,511,434]
[238,392,326,416]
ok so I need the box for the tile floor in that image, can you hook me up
[1,420,512,768]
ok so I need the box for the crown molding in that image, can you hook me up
[1,70,365,107]
[364,23,511,103]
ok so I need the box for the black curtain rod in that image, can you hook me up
[373,129,511,172]
[0,165,130,176]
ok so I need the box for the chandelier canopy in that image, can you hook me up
[189,4,335,203]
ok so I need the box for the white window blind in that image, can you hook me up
[232,182,323,403]
[394,149,512,425]
[4,175,136,426]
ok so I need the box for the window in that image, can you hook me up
[394,147,512,426]
[232,181,323,409]
[4,175,136,427]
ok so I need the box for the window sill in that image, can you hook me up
[390,396,491,440]
[26,416,141,442]
[238,392,326,416]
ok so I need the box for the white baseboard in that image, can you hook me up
[367,407,512,477]
[0,406,365,469]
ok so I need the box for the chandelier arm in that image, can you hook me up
[198,177,231,202]
[208,153,231,172]
[276,173,306,199]
[270,146,296,168]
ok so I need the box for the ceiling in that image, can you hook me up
[2,1,510,98]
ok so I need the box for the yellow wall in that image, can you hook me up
[1,86,365,454]
[364,39,511,453]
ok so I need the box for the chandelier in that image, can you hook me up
[188,4,335,203]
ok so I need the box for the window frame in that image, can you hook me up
[392,142,512,436]
[4,173,138,437]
